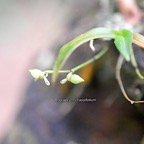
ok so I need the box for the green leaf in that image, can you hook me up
[114,29,133,61]
[114,35,130,61]
[52,27,116,83]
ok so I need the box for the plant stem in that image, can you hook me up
[44,47,108,75]
[44,70,70,74]
[116,55,144,104]
[71,47,108,72]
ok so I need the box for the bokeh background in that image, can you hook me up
[1,0,144,143]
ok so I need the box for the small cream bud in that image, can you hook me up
[29,69,44,79]
[69,74,84,84]
[66,72,73,81]
[60,78,67,84]
[44,76,50,85]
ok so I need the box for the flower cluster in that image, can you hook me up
[29,69,84,86]
[29,69,50,85]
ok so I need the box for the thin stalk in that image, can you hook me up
[71,47,108,72]
[44,70,70,74]
[130,47,144,79]
[116,55,144,104]
[44,47,108,75]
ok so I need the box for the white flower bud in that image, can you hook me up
[66,72,73,81]
[44,76,50,85]
[69,74,84,84]
[29,69,44,79]
[60,78,67,84]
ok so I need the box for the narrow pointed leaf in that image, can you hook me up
[115,35,130,61]
[52,27,116,83]
[44,76,50,85]
[114,29,133,62]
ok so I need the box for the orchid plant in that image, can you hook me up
[30,27,144,104]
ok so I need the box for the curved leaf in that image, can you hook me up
[52,27,116,83]
[133,33,144,48]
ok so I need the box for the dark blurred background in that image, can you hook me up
[1,0,144,143]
